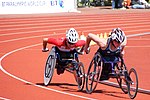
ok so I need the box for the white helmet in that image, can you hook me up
[110,28,125,43]
[66,28,79,44]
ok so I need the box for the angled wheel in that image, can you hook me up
[76,62,85,91]
[86,53,102,94]
[128,68,138,99]
[117,75,129,94]
[116,63,128,94]
[44,47,56,86]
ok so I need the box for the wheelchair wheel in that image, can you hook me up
[117,76,129,94]
[76,62,85,91]
[128,68,138,99]
[86,53,102,94]
[116,63,128,94]
[44,47,56,86]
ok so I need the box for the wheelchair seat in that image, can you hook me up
[99,55,121,81]
[55,47,78,66]
[54,46,79,75]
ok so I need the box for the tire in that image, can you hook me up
[128,68,138,99]
[116,63,128,94]
[76,62,85,91]
[117,77,129,94]
[44,47,56,86]
[86,53,102,94]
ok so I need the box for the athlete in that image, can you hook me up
[84,28,127,80]
[42,28,85,75]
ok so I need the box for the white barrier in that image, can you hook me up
[0,0,77,14]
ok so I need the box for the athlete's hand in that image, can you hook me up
[42,48,49,52]
[85,47,90,54]
[76,48,84,55]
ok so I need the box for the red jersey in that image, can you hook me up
[48,37,85,52]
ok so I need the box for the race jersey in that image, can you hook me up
[48,37,85,52]
[97,38,122,61]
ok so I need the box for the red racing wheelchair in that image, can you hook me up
[44,46,85,91]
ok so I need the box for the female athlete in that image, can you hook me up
[84,28,127,80]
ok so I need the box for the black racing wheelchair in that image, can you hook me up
[44,46,85,91]
[86,52,138,99]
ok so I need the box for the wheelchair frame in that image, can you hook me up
[44,46,85,91]
[85,52,138,99]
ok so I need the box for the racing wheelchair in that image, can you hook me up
[86,52,138,99]
[44,46,85,91]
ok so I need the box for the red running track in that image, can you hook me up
[0,8,150,100]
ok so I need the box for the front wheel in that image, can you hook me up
[116,61,129,94]
[128,68,138,99]
[86,53,102,94]
[117,76,129,94]
[76,62,85,91]
[44,47,56,86]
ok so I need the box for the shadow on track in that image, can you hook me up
[26,83,129,99]
[93,89,129,99]
[36,82,77,87]
[35,82,81,92]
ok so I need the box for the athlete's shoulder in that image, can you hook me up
[74,40,85,47]
[78,39,86,43]
[121,36,127,46]
[58,37,66,40]
[57,37,66,42]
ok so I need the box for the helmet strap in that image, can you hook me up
[111,40,117,48]
[65,39,68,47]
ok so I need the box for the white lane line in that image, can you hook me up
[0,33,65,43]
[0,34,49,43]
[0,97,11,100]
[128,38,150,40]
[0,17,149,28]
[18,45,150,52]
[0,15,150,36]
[0,20,150,33]
[126,46,150,48]
[127,32,150,37]
[0,29,50,37]
[0,44,97,100]
[0,26,150,41]
[99,80,150,94]
[22,44,150,52]
[1,14,149,23]
[0,31,150,44]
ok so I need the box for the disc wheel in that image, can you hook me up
[86,53,102,94]
[44,47,56,86]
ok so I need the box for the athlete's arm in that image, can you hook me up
[42,38,49,52]
[74,40,86,54]
[75,40,86,47]
[120,36,127,56]
[84,33,107,53]
[42,37,63,52]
